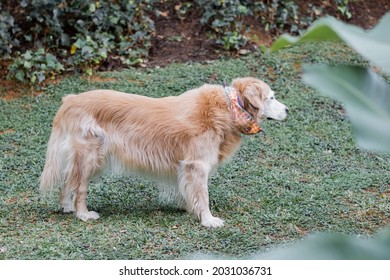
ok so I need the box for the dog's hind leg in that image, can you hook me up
[64,122,107,221]
[178,161,224,228]
[63,149,100,221]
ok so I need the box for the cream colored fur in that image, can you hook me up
[40,77,288,228]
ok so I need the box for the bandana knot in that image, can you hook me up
[224,86,261,135]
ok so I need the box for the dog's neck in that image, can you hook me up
[224,86,261,135]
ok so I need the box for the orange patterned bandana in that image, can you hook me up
[224,86,261,135]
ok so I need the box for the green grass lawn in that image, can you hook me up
[1,42,389,260]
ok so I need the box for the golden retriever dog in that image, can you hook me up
[40,77,288,228]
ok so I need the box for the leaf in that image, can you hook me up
[45,53,58,63]
[36,72,45,83]
[56,63,65,71]
[73,38,85,49]
[89,3,96,13]
[24,34,32,42]
[23,50,32,60]
[238,5,248,14]
[30,73,37,84]
[98,48,107,59]
[212,19,229,28]
[109,16,119,25]
[303,64,390,152]
[81,46,94,56]
[60,33,70,47]
[70,44,77,54]
[271,12,390,74]
[23,61,32,69]
[36,48,45,56]
[15,70,25,82]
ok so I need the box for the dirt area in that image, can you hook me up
[147,3,222,67]
[147,0,390,67]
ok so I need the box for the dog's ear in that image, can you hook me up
[231,78,264,119]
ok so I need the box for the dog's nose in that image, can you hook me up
[285,107,289,113]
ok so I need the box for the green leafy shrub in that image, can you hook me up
[1,0,156,84]
[8,48,64,84]
[260,0,322,34]
[0,11,19,57]
[175,0,323,51]
[195,0,251,50]
[69,34,113,76]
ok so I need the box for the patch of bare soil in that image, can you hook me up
[147,0,390,67]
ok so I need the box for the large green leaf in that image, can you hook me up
[271,12,390,74]
[303,64,390,152]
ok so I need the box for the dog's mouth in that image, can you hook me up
[267,117,275,120]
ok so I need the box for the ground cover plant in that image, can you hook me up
[1,41,389,259]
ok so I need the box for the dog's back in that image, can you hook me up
[40,86,234,189]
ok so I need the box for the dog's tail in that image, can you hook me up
[39,127,72,193]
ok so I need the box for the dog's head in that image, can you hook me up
[231,77,288,123]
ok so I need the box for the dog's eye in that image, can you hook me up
[270,96,275,100]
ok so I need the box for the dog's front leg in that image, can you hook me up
[178,161,224,228]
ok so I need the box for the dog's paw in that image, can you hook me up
[201,216,224,228]
[76,211,100,222]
